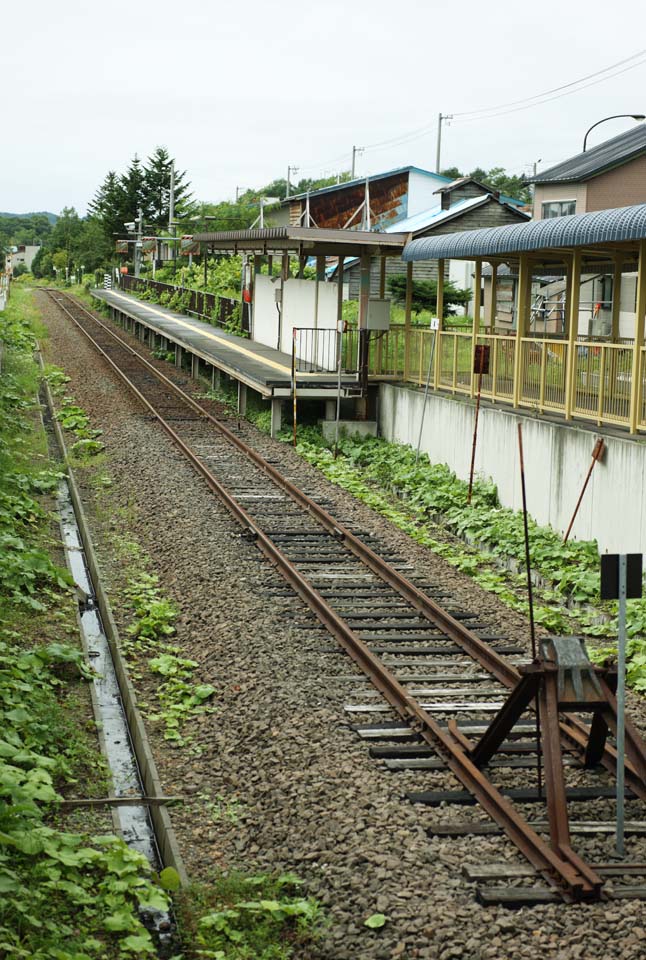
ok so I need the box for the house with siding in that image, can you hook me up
[526,123,646,218]
[518,124,646,336]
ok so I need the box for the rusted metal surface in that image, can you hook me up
[46,289,646,903]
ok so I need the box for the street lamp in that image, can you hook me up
[582,114,645,152]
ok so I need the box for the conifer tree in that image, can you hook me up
[143,146,195,229]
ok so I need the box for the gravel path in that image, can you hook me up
[37,290,646,960]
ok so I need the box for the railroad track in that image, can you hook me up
[46,289,646,906]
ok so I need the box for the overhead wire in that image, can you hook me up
[453,48,646,118]
[291,47,646,181]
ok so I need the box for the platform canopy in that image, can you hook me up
[402,202,646,267]
[193,225,407,258]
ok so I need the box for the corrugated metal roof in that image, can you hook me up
[527,123,646,184]
[193,225,407,252]
[385,195,489,233]
[286,166,450,202]
[402,202,646,261]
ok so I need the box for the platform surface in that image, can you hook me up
[93,288,359,398]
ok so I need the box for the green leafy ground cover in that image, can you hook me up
[0,287,171,957]
[10,287,323,959]
[284,428,646,689]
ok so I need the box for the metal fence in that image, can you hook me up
[121,275,238,329]
[355,325,644,433]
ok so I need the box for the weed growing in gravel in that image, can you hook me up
[284,427,646,688]
[174,870,322,960]
[50,380,105,461]
[123,573,215,744]
[197,791,244,825]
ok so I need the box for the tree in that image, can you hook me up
[119,155,147,224]
[87,170,124,246]
[143,146,196,229]
[387,274,472,317]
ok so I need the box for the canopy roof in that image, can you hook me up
[402,203,646,263]
[193,226,407,257]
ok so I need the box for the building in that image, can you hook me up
[276,166,453,230]
[7,244,40,273]
[527,123,646,220]
[339,177,529,302]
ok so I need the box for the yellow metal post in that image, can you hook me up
[512,255,531,407]
[488,262,497,331]
[564,249,582,420]
[628,239,646,433]
[470,260,482,397]
[434,259,444,388]
[612,255,623,342]
[404,260,413,381]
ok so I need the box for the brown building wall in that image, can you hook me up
[586,154,646,211]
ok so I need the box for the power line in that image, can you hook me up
[454,48,646,118]
[290,47,646,183]
[457,54,646,122]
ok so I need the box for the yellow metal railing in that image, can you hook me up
[573,342,634,424]
[475,334,515,402]
[437,330,472,393]
[518,338,568,412]
[340,326,645,433]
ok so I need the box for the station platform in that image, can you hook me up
[92,288,361,401]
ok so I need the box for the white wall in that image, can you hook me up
[379,383,646,553]
[253,274,282,351]
[408,171,448,217]
[252,274,340,359]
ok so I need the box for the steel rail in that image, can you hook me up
[46,290,634,899]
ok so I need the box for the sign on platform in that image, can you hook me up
[473,344,490,375]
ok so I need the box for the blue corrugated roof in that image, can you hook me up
[403,203,646,261]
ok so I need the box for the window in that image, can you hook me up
[541,200,576,219]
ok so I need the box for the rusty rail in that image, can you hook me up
[46,289,646,902]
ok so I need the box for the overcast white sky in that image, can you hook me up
[4,0,646,215]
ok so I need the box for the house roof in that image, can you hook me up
[432,175,525,208]
[336,195,529,272]
[402,202,646,262]
[526,123,646,184]
[286,165,450,203]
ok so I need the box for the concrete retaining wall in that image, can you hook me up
[379,383,646,554]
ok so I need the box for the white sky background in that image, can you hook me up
[4,0,646,214]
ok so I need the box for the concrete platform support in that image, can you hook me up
[191,354,200,380]
[175,345,183,369]
[325,399,336,420]
[211,366,221,391]
[270,398,282,438]
[237,382,247,416]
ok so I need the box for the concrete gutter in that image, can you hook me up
[40,361,188,886]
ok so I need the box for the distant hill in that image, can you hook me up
[0,211,57,224]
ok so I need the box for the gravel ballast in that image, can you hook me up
[37,289,646,960]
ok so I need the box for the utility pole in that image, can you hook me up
[134,207,143,278]
[235,186,241,202]
[286,165,299,199]
[169,161,176,277]
[435,113,453,174]
[352,145,364,179]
